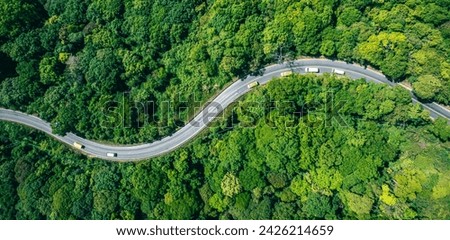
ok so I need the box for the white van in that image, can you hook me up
[332,69,345,75]
[305,67,320,73]
[106,153,117,157]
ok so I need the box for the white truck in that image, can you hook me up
[305,67,320,73]
[332,69,345,75]
[106,153,117,157]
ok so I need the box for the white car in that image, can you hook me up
[332,69,345,75]
[305,67,320,73]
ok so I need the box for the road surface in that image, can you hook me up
[1,59,449,161]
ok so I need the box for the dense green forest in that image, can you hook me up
[0,0,449,143]
[1,75,449,219]
[1,0,449,220]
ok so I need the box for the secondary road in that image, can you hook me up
[1,59,449,161]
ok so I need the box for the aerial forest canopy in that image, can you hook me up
[0,0,449,220]
[1,75,449,219]
[0,0,449,143]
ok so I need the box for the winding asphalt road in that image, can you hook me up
[1,59,449,161]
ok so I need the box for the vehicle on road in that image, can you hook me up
[281,71,293,77]
[247,81,259,88]
[305,67,319,73]
[106,152,117,157]
[2,59,449,161]
[73,142,84,149]
[332,69,345,75]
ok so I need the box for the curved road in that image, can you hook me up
[1,59,449,161]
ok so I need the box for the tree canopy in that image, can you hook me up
[1,74,448,220]
[0,0,449,220]
[0,0,448,144]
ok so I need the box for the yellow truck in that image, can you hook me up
[73,142,84,149]
[247,81,259,89]
[280,71,293,77]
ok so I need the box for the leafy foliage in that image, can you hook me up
[0,0,448,143]
[1,75,448,220]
